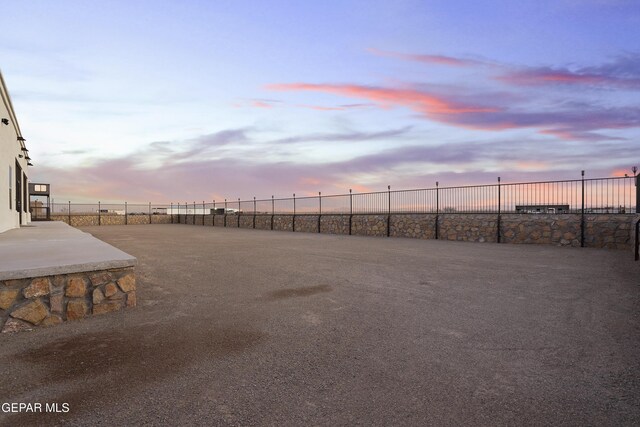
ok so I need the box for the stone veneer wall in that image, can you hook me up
[52,212,637,250]
[390,214,437,240]
[51,214,172,226]
[438,214,498,243]
[0,267,136,333]
[294,215,320,233]
[174,212,639,250]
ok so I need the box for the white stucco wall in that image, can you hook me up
[0,72,30,233]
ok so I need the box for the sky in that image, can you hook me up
[1,0,639,203]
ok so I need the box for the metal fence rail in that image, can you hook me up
[48,172,638,217]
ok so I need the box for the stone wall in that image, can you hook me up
[53,212,638,251]
[174,212,639,251]
[439,214,498,243]
[51,214,172,226]
[499,213,636,250]
[390,214,437,240]
[320,215,350,235]
[255,215,272,230]
[352,215,388,237]
[1,267,136,333]
[273,215,294,232]
[294,215,319,233]
[239,215,253,228]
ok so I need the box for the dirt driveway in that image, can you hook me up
[1,224,638,425]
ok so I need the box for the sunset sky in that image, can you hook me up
[2,0,639,203]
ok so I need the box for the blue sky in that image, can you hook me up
[2,0,639,202]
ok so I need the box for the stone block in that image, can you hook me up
[2,318,33,333]
[67,300,89,320]
[117,274,136,293]
[50,293,64,314]
[10,299,49,325]
[93,300,123,315]
[89,272,111,287]
[2,279,24,289]
[126,291,136,307]
[0,289,19,310]
[23,277,51,299]
[93,288,105,304]
[104,282,118,298]
[51,275,67,291]
[66,277,87,298]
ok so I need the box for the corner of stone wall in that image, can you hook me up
[1,267,136,334]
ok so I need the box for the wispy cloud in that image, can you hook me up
[496,53,640,89]
[369,48,640,90]
[267,83,496,116]
[268,126,413,145]
[268,81,640,138]
[367,48,481,67]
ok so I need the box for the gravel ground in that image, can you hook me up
[1,224,639,426]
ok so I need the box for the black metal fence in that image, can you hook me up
[50,173,638,217]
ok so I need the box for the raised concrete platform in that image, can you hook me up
[0,221,136,281]
[0,222,137,333]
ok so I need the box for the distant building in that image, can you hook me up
[165,206,238,215]
[586,206,627,214]
[515,204,570,214]
[0,71,31,232]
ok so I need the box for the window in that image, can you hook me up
[34,184,47,192]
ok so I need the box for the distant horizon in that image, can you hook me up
[3,1,639,203]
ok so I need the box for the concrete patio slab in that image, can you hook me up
[0,222,136,280]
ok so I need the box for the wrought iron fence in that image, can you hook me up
[49,173,638,217]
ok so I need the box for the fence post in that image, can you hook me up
[202,201,205,225]
[435,182,439,240]
[387,185,391,237]
[149,202,152,224]
[635,168,639,213]
[293,193,296,232]
[68,200,71,225]
[212,200,215,226]
[253,197,256,229]
[170,202,173,224]
[497,177,501,243]
[349,189,353,236]
[318,191,322,233]
[193,201,196,225]
[238,198,241,228]
[271,195,274,230]
[125,202,128,225]
[224,199,227,227]
[581,170,585,248]
[98,201,101,226]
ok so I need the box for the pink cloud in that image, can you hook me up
[539,128,627,142]
[497,69,611,87]
[367,48,479,67]
[252,100,275,109]
[267,83,497,117]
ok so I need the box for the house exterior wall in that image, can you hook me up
[0,72,30,233]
